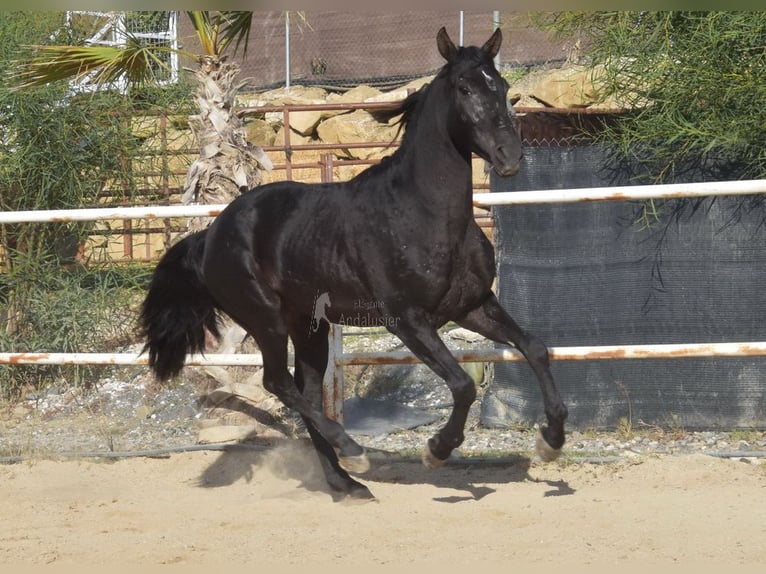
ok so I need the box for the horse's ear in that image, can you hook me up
[437,27,458,61]
[482,27,503,59]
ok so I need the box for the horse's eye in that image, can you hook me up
[459,85,472,96]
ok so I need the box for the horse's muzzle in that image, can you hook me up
[492,144,522,177]
[493,162,521,177]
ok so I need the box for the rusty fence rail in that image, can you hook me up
[3,178,766,421]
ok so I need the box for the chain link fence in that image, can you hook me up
[178,12,570,91]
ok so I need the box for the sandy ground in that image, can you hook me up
[1,441,764,567]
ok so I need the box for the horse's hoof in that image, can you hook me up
[421,445,448,469]
[338,451,370,474]
[535,431,562,462]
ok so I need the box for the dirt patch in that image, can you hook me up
[1,443,764,566]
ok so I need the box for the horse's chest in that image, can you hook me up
[410,242,494,316]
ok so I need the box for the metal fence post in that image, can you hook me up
[319,153,344,422]
[323,324,345,423]
[285,11,291,92]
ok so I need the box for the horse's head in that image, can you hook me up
[437,27,522,177]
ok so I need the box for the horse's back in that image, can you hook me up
[201,180,361,314]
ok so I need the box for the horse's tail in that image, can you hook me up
[139,229,221,381]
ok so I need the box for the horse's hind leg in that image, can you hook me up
[456,294,568,461]
[232,309,368,473]
[204,256,368,486]
[289,318,375,501]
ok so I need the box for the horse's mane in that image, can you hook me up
[368,56,461,140]
[369,87,424,137]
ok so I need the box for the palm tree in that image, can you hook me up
[16,10,272,221]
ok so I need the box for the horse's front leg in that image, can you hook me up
[388,314,478,467]
[456,294,568,461]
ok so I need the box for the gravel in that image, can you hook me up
[2,367,765,463]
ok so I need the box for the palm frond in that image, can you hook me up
[185,11,216,56]
[185,11,252,58]
[217,11,253,57]
[14,36,171,90]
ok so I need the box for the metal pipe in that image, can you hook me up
[5,180,765,225]
[4,342,764,368]
[285,11,291,92]
[0,352,269,366]
[474,179,766,208]
[0,204,226,224]
[336,341,766,366]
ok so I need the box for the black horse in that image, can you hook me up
[140,27,568,500]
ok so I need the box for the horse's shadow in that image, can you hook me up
[195,438,576,502]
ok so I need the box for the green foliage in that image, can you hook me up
[535,11,766,239]
[539,12,766,183]
[0,13,194,398]
[186,11,254,58]
[0,261,152,400]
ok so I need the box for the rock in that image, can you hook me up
[273,126,315,148]
[364,76,433,103]
[245,85,329,106]
[204,382,271,406]
[316,109,399,160]
[244,118,276,147]
[135,405,154,420]
[447,327,486,343]
[509,64,629,110]
[525,65,598,108]
[289,109,324,136]
[327,84,383,104]
[252,86,330,130]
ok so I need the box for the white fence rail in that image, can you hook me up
[472,178,766,207]
[2,178,765,224]
[3,179,766,421]
[0,204,225,224]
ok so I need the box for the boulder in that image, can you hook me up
[289,108,324,136]
[273,126,316,148]
[242,85,329,107]
[316,109,399,160]
[364,76,433,103]
[509,64,625,110]
[519,66,594,108]
[244,118,276,147]
[246,86,330,131]
[327,84,383,104]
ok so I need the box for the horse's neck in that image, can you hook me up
[394,90,474,216]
